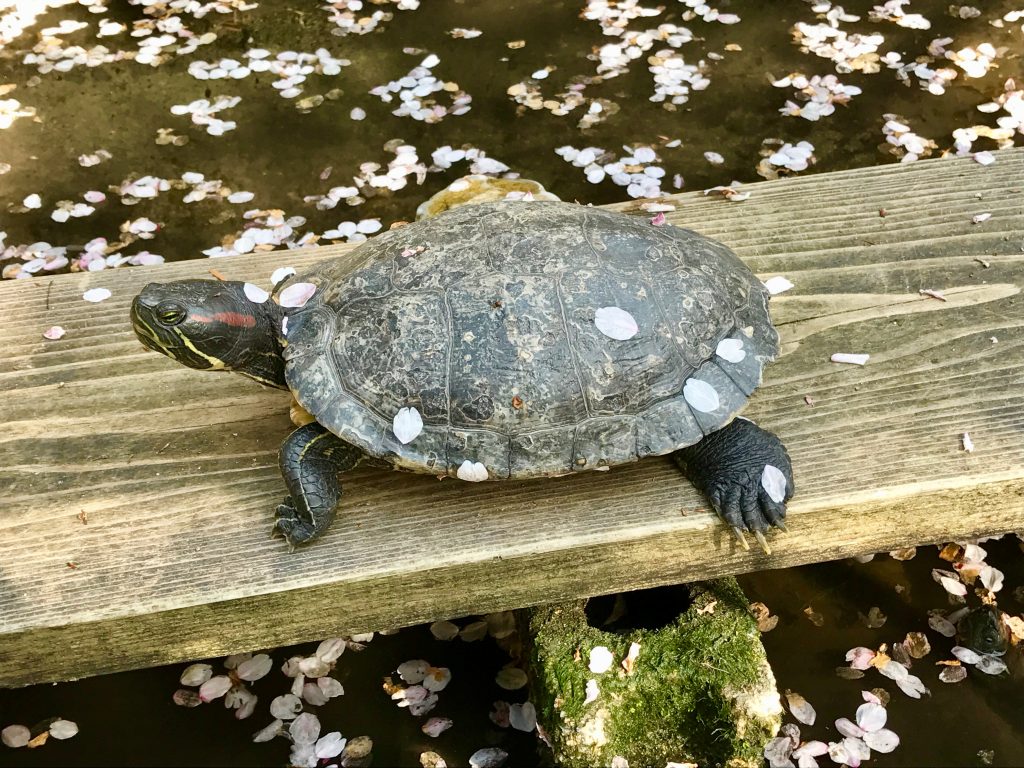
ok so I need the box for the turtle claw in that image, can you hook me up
[753,530,772,555]
[732,526,750,551]
[775,520,788,534]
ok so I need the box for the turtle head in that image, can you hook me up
[131,279,288,388]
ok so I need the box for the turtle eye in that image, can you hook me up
[156,301,186,326]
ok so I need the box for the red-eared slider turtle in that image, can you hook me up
[131,201,794,550]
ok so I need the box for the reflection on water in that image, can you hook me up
[1,1,1023,765]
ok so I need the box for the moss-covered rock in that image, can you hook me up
[525,579,781,768]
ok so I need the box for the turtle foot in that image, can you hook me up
[273,496,318,547]
[673,418,794,553]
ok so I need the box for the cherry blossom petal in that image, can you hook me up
[180,663,213,687]
[243,282,269,304]
[289,712,321,746]
[270,693,303,720]
[495,667,528,690]
[589,646,614,673]
[393,407,424,444]
[855,702,886,732]
[237,654,273,681]
[422,717,453,737]
[422,667,452,692]
[846,647,876,670]
[43,325,66,340]
[469,748,508,768]
[430,620,459,640]
[761,464,788,503]
[831,353,869,365]
[594,306,639,341]
[271,267,296,286]
[763,276,794,295]
[716,338,746,363]
[398,660,430,684]
[683,378,719,412]
[509,701,537,732]
[976,655,1008,675]
[785,691,816,725]
[314,732,346,759]
[1,725,30,748]
[198,675,233,702]
[863,728,900,753]
[457,460,488,482]
[835,717,865,739]
[83,287,111,303]
[316,638,346,663]
[278,282,317,308]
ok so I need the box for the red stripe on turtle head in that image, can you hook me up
[212,311,257,328]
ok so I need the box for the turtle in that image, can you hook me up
[130,201,794,551]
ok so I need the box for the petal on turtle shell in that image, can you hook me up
[761,464,787,503]
[271,266,296,286]
[716,337,746,363]
[594,306,639,341]
[243,282,269,303]
[683,378,719,413]
[393,407,424,444]
[457,460,488,482]
[278,282,317,308]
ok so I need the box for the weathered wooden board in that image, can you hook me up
[1,150,1022,687]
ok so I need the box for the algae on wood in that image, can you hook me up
[526,579,781,768]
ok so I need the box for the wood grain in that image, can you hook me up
[2,150,1022,687]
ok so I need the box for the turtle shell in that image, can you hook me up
[278,201,778,480]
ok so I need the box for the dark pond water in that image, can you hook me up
[1,0,1023,766]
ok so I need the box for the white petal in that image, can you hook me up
[398,659,430,684]
[271,267,296,286]
[588,646,614,673]
[243,282,270,303]
[976,655,1008,675]
[683,378,719,413]
[43,325,66,340]
[237,654,273,681]
[835,717,865,739]
[761,464,787,503]
[830,353,870,366]
[584,679,599,704]
[23,193,41,208]
[228,191,255,204]
[83,287,112,303]
[278,282,317,308]
[951,646,982,664]
[716,337,746,363]
[315,638,346,663]
[180,663,213,686]
[314,732,346,759]
[763,276,794,295]
[48,720,78,740]
[594,306,639,340]
[786,691,816,725]
[457,460,488,482]
[863,728,900,753]
[855,702,887,732]
[392,407,424,444]
[509,701,537,732]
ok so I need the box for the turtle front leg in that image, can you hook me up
[672,418,794,554]
[275,423,366,547]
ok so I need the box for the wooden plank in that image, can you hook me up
[1,150,1023,687]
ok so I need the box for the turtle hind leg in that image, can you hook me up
[274,423,366,547]
[672,418,794,553]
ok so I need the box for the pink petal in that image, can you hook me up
[43,325,66,340]
[845,647,876,670]
[198,675,233,702]
[278,282,317,308]
[650,212,666,226]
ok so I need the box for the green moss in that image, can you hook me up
[526,579,779,768]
